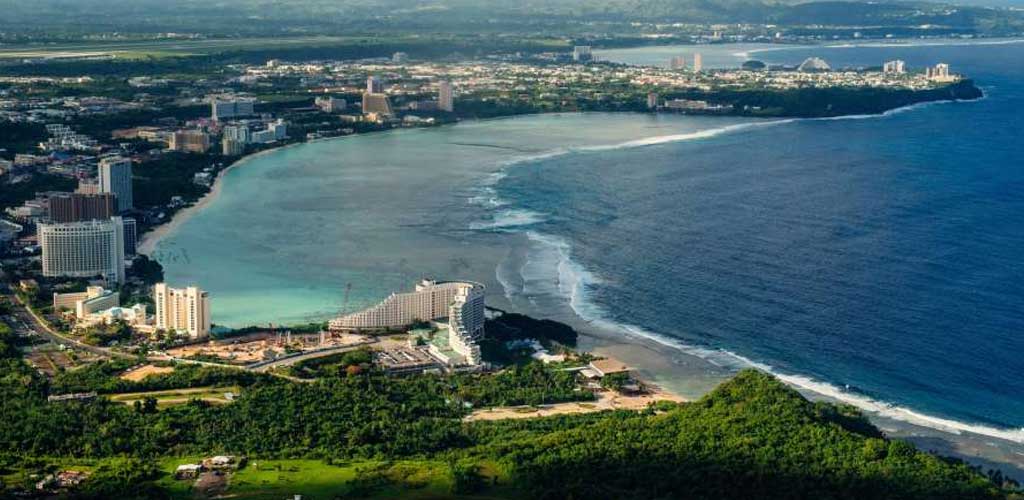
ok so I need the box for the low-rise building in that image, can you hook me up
[175,464,203,479]
[169,130,211,153]
[315,96,347,113]
[53,286,118,316]
[374,346,441,375]
[78,304,148,328]
[587,358,630,378]
[202,455,244,470]
[0,219,22,248]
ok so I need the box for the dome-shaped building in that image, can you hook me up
[798,57,831,72]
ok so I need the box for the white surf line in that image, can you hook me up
[484,98,1022,445]
[744,37,1024,56]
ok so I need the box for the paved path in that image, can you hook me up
[247,340,377,371]
[9,291,134,359]
[4,285,369,381]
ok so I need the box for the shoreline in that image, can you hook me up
[595,36,1024,58]
[138,86,981,257]
[137,141,307,256]
[577,319,1024,481]
[140,105,1024,479]
[470,102,1022,478]
[487,297,1024,480]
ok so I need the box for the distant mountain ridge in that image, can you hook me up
[0,0,1021,36]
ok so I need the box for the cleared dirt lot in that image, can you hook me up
[167,332,372,365]
[119,364,175,381]
[465,388,686,422]
[24,345,101,377]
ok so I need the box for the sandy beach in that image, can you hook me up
[145,112,1024,482]
[137,142,304,256]
[578,325,1024,481]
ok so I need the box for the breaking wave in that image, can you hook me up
[472,99,1023,446]
[515,223,1024,445]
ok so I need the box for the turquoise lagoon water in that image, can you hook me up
[153,113,757,326]
[156,39,1024,473]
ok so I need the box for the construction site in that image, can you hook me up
[159,281,381,365]
[164,329,373,366]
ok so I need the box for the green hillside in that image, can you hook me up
[0,321,1019,498]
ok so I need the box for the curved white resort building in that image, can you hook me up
[38,216,125,284]
[330,279,484,365]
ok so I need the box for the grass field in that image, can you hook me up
[107,386,240,408]
[7,453,514,497]
[0,35,571,61]
[0,36,371,59]
[154,458,511,499]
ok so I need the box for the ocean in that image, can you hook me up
[153,39,1024,475]
[582,39,1024,432]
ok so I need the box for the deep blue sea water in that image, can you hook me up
[157,40,1024,450]
[496,41,1024,433]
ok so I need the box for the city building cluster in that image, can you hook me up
[238,55,961,117]
[0,46,966,367]
[50,281,210,339]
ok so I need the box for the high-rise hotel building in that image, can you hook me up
[367,76,384,94]
[98,156,133,212]
[211,98,255,121]
[154,283,211,339]
[39,216,125,284]
[49,192,116,223]
[362,92,393,116]
[883,59,907,75]
[438,80,454,112]
[330,280,485,364]
[330,280,483,333]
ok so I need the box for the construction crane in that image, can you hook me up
[341,283,352,317]
[323,283,354,340]
[270,322,281,346]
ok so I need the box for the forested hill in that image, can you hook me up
[478,370,1017,499]
[0,312,1020,498]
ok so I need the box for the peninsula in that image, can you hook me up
[0,32,1011,500]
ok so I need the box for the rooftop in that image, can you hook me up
[589,358,629,377]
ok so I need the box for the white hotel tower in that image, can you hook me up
[154,283,211,339]
[438,80,454,112]
[330,280,485,364]
[39,216,125,284]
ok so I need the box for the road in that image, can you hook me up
[6,290,133,359]
[247,340,377,371]
[2,285,370,376]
